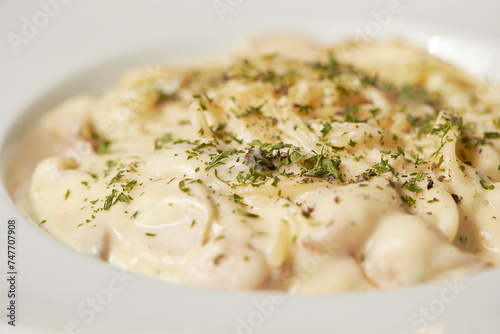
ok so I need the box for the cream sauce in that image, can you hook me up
[13,36,500,292]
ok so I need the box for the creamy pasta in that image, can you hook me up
[20,36,500,293]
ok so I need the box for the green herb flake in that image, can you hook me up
[154,133,173,150]
[237,208,259,218]
[205,149,237,171]
[104,189,118,210]
[214,169,231,186]
[391,146,405,159]
[480,179,495,190]
[115,192,132,203]
[315,53,340,79]
[214,235,226,241]
[272,176,280,187]
[64,190,71,200]
[361,74,378,86]
[179,180,190,192]
[97,139,111,154]
[106,160,117,169]
[344,106,360,123]
[370,108,381,118]
[290,151,302,163]
[401,195,416,206]
[121,180,137,192]
[484,132,500,139]
[109,170,125,185]
[324,158,343,182]
[242,105,263,117]
[87,172,98,180]
[231,194,243,203]
[293,104,313,114]
[321,122,332,137]
[402,181,423,193]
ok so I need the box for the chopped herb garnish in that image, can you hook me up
[242,105,263,117]
[321,122,332,137]
[293,103,313,114]
[290,151,302,163]
[237,208,259,218]
[192,93,210,110]
[431,115,463,156]
[104,189,118,210]
[315,53,340,79]
[484,132,500,139]
[401,181,423,193]
[154,133,173,150]
[64,190,71,200]
[361,74,378,86]
[414,171,424,182]
[97,138,111,154]
[231,194,243,203]
[344,105,360,123]
[399,84,435,105]
[391,146,405,159]
[115,192,132,203]
[179,180,190,192]
[87,172,98,180]
[202,88,213,102]
[324,158,343,182]
[205,149,237,171]
[109,170,125,185]
[370,108,381,118]
[272,176,280,187]
[214,169,231,186]
[401,195,416,206]
[480,179,495,190]
[106,160,117,168]
[121,180,137,192]
[302,207,314,218]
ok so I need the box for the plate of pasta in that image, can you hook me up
[1,2,500,333]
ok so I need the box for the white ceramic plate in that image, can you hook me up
[1,1,500,333]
